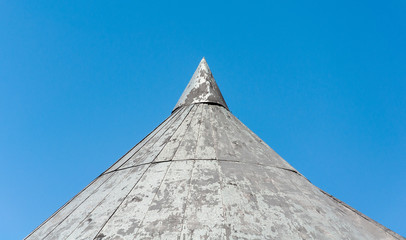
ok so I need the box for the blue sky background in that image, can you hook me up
[1,1,405,239]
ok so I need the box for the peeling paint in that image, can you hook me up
[173,58,228,112]
[25,59,405,240]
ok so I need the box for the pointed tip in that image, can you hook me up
[173,58,229,112]
[200,57,208,67]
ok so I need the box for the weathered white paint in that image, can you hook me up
[65,165,149,240]
[172,104,203,161]
[173,58,228,112]
[26,174,112,240]
[118,107,188,169]
[96,162,171,240]
[154,105,198,162]
[195,105,216,160]
[180,160,225,239]
[135,161,194,239]
[104,109,181,173]
[25,58,404,240]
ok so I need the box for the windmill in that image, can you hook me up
[25,58,404,240]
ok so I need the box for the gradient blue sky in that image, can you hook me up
[1,1,405,239]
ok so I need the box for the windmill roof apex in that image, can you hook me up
[173,58,228,112]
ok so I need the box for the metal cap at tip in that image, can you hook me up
[173,58,228,112]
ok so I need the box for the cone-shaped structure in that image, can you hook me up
[173,57,228,112]
[26,59,404,240]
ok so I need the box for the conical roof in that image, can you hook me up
[173,57,228,112]
[26,59,404,240]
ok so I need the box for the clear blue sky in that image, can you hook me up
[1,1,405,239]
